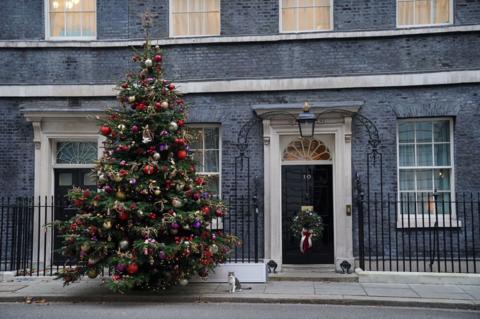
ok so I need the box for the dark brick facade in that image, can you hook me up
[1,0,480,40]
[0,1,479,263]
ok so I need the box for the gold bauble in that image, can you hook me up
[154,188,161,196]
[128,96,136,103]
[87,269,98,279]
[161,101,169,109]
[116,191,126,200]
[103,220,112,230]
[113,174,123,182]
[172,198,182,208]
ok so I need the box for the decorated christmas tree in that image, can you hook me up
[55,30,238,293]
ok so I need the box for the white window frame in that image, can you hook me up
[52,138,100,169]
[188,124,222,198]
[396,0,454,28]
[279,0,334,34]
[396,117,460,228]
[169,0,221,38]
[45,0,97,41]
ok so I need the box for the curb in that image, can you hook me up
[0,294,478,310]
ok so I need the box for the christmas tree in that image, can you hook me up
[55,37,238,293]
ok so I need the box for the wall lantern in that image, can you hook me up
[296,102,317,138]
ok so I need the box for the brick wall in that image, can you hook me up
[2,0,480,40]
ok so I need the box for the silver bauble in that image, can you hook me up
[209,244,219,254]
[179,279,189,286]
[168,121,178,131]
[153,152,161,160]
[172,198,183,208]
[119,239,129,251]
[145,59,153,67]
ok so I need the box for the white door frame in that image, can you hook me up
[263,116,354,271]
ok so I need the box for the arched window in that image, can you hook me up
[282,137,331,161]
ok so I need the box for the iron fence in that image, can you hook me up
[357,192,480,273]
[0,196,260,276]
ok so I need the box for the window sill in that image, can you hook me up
[46,37,97,41]
[396,22,453,29]
[396,217,462,229]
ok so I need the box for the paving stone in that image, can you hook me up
[0,285,28,292]
[363,287,419,298]
[264,281,314,295]
[314,283,366,296]
[459,285,480,300]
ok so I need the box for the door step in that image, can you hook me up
[269,264,358,282]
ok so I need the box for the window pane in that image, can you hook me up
[399,170,415,191]
[83,12,96,36]
[434,143,450,166]
[398,0,414,25]
[65,12,82,36]
[283,0,298,8]
[204,127,219,149]
[434,0,450,23]
[415,121,433,142]
[205,150,219,172]
[50,0,65,12]
[206,12,220,35]
[315,6,330,30]
[83,0,96,11]
[83,172,96,186]
[434,169,450,191]
[189,128,203,149]
[299,0,314,7]
[193,150,204,172]
[434,120,450,142]
[418,192,435,215]
[417,144,432,166]
[204,174,219,196]
[189,12,203,35]
[190,0,204,12]
[59,173,73,186]
[416,169,433,191]
[399,144,415,166]
[437,192,451,214]
[282,8,297,31]
[399,122,414,143]
[173,13,189,36]
[298,7,315,31]
[400,192,415,214]
[173,0,188,12]
[50,12,65,37]
[205,0,220,11]
[56,142,98,164]
[415,0,432,24]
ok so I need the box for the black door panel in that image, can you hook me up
[282,165,334,264]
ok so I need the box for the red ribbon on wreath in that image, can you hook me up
[299,228,313,253]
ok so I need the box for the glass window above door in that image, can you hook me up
[56,141,98,164]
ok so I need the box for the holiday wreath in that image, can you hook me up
[290,209,324,253]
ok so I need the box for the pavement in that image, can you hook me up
[0,276,480,310]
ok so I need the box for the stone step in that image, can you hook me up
[268,271,358,282]
[281,264,336,273]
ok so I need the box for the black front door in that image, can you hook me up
[282,165,334,264]
[53,169,95,264]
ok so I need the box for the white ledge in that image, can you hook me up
[1,70,479,97]
[1,25,480,48]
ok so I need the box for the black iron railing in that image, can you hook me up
[357,192,480,273]
[0,196,260,276]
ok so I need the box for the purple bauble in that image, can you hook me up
[160,130,169,137]
[131,125,139,134]
[158,251,166,260]
[104,185,113,193]
[211,233,217,240]
[171,222,179,229]
[193,220,201,229]
[115,263,127,273]
[158,144,168,152]
[129,178,137,185]
[201,192,210,200]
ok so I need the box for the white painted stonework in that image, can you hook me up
[190,262,266,283]
[261,107,356,272]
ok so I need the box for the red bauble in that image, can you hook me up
[118,211,129,222]
[201,206,210,216]
[121,82,128,89]
[127,263,139,274]
[168,83,175,90]
[136,103,146,111]
[154,54,162,62]
[100,125,111,136]
[155,102,162,110]
[143,165,155,175]
[215,209,224,217]
[175,138,185,145]
[177,120,185,127]
[177,150,187,160]
[195,177,205,185]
